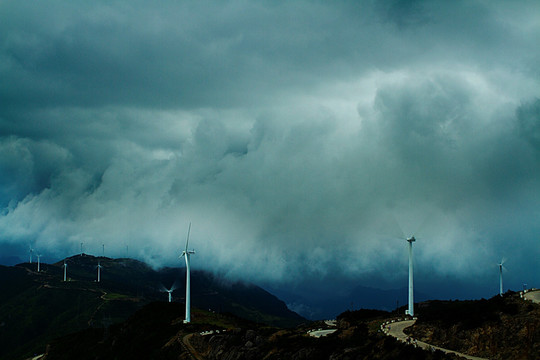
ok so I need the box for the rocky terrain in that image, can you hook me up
[42,304,457,360]
[405,292,540,360]
[4,256,538,360]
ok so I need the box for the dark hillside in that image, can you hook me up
[0,256,304,360]
[406,292,540,359]
[43,304,458,360]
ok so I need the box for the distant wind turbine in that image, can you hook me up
[160,280,179,303]
[29,246,34,264]
[102,244,105,257]
[97,261,102,282]
[180,223,195,323]
[63,260,68,282]
[37,254,42,272]
[162,286,175,303]
[498,259,506,296]
[80,242,84,255]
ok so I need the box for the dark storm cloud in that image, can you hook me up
[0,0,539,294]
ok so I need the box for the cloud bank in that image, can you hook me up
[1,1,539,295]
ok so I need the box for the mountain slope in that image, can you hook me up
[405,292,540,359]
[0,255,304,360]
[42,302,456,360]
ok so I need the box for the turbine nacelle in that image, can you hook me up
[406,236,416,243]
[180,250,196,258]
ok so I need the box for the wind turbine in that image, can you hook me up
[161,286,176,303]
[97,261,102,282]
[180,223,195,323]
[391,216,423,317]
[29,246,34,264]
[386,213,434,317]
[37,254,42,272]
[63,260,68,282]
[406,236,416,317]
[498,259,506,296]
[80,242,84,256]
[102,244,105,257]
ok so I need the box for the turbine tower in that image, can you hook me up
[498,260,505,296]
[406,236,415,317]
[97,261,102,282]
[160,282,177,303]
[63,260,68,282]
[37,254,42,272]
[180,223,195,323]
[29,246,33,264]
[102,244,105,257]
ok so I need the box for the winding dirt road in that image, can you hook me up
[385,320,488,360]
[182,334,206,360]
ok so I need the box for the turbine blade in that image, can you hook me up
[185,222,191,251]
[387,213,406,240]
[412,213,434,238]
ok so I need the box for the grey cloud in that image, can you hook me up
[3,1,536,111]
[0,1,539,297]
[517,98,540,150]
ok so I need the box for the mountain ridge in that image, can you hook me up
[0,255,304,360]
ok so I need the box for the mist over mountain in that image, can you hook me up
[1,0,539,304]
[0,255,304,360]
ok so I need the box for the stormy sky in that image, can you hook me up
[1,0,539,305]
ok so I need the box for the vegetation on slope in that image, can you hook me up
[405,292,540,360]
[0,255,304,360]
[44,303,458,360]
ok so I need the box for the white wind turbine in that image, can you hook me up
[37,254,42,272]
[161,283,177,303]
[97,261,102,282]
[180,223,195,323]
[385,212,435,318]
[388,215,424,318]
[63,260,68,282]
[498,259,506,296]
[406,236,416,317]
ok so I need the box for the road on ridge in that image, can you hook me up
[182,334,206,360]
[385,320,487,360]
[308,329,337,338]
[524,289,540,303]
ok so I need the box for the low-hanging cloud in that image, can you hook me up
[1,1,539,295]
